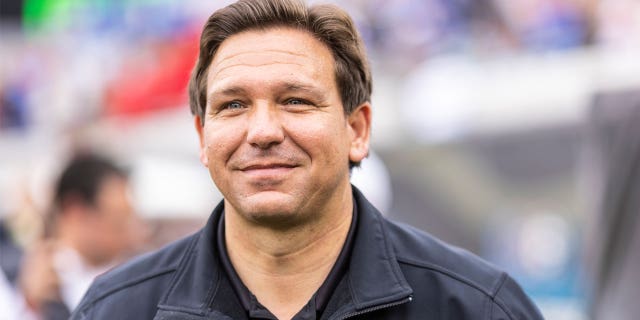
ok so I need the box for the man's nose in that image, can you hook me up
[246,103,285,149]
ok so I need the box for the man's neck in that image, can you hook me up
[224,194,354,320]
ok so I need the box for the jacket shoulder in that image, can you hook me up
[383,219,543,319]
[71,232,200,319]
[384,219,501,291]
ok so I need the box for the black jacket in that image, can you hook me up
[71,187,543,319]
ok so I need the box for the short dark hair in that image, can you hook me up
[188,0,371,124]
[54,154,127,210]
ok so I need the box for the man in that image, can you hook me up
[21,154,144,319]
[72,0,543,319]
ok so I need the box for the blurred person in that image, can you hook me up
[20,154,145,319]
[71,0,543,319]
[585,91,640,320]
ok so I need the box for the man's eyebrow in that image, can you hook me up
[207,86,248,105]
[213,86,249,96]
[282,83,314,91]
[278,83,326,99]
[206,82,328,105]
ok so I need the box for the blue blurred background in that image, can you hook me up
[2,0,640,319]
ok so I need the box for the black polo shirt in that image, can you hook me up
[216,201,358,320]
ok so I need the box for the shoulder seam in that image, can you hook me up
[398,255,521,320]
[160,232,202,303]
[75,231,203,317]
[397,255,495,297]
[488,273,518,320]
[81,266,177,311]
[491,272,508,298]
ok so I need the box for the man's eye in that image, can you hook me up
[225,101,243,109]
[285,98,310,106]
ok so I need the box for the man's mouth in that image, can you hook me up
[241,163,298,171]
[238,163,299,181]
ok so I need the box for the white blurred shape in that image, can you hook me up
[131,156,221,219]
[517,213,571,279]
[350,151,393,213]
[401,55,475,142]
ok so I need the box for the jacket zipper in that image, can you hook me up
[336,295,413,320]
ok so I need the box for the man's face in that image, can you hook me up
[195,27,370,226]
[80,176,145,265]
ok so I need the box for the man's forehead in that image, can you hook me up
[208,27,333,72]
[209,49,313,78]
[205,28,336,98]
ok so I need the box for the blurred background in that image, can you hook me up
[2,0,640,319]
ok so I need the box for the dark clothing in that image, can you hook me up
[0,221,22,286]
[216,199,358,319]
[71,187,544,319]
[41,301,72,320]
[1,222,72,320]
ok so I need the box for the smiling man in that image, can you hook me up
[71,0,543,319]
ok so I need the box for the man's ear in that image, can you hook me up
[347,103,372,164]
[194,116,208,167]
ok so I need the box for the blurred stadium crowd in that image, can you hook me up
[2,0,640,319]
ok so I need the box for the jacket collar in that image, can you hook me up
[347,187,413,310]
[156,186,413,317]
[156,201,227,317]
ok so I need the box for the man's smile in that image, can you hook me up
[236,162,300,183]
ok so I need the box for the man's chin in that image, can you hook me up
[245,210,307,231]
[236,197,308,230]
